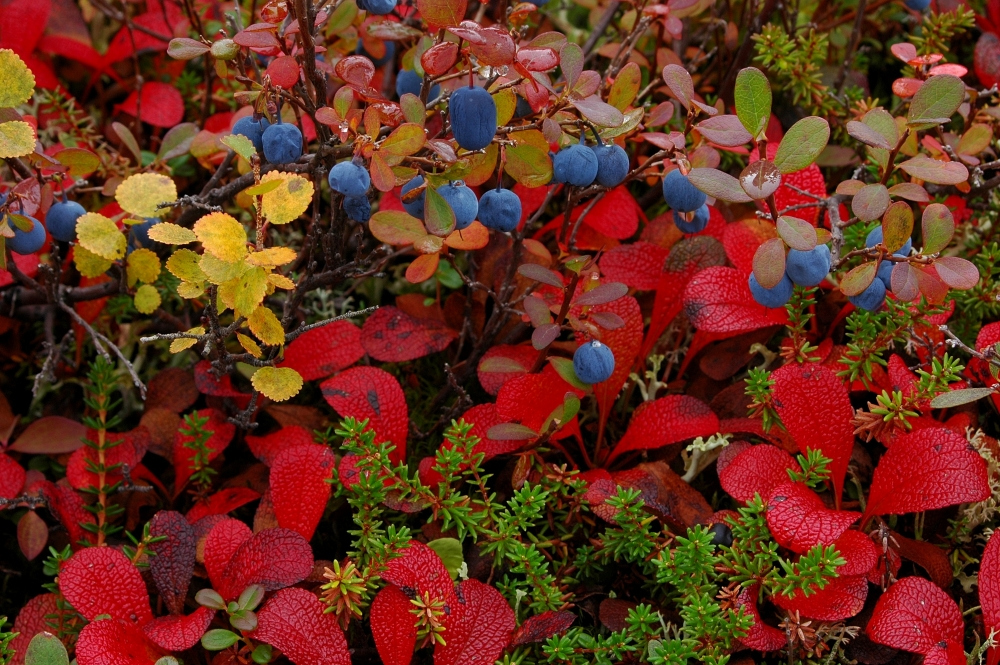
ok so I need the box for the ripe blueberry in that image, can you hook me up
[261,117,303,164]
[709,523,733,548]
[328,160,371,197]
[232,115,270,154]
[877,260,894,291]
[849,278,886,312]
[6,215,45,255]
[904,0,931,10]
[438,181,478,230]
[866,226,912,256]
[396,70,440,100]
[749,272,794,308]
[344,195,371,223]
[401,175,426,218]
[46,200,86,242]
[478,186,521,232]
[662,168,707,213]
[358,0,397,15]
[449,86,498,151]
[553,137,598,187]
[573,340,616,384]
[514,96,533,118]
[591,141,629,188]
[673,204,710,234]
[355,40,396,67]
[785,244,831,287]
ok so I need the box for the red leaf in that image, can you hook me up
[735,585,786,652]
[321,366,409,463]
[371,585,418,665]
[982,531,1000,664]
[193,361,248,398]
[722,218,774,275]
[435,580,516,665]
[270,443,336,540]
[185,487,261,523]
[771,363,854,505]
[608,395,719,462]
[417,0,468,29]
[9,593,60,664]
[266,55,301,88]
[495,366,584,436]
[280,321,365,381]
[718,444,800,504]
[361,306,458,362]
[246,425,315,466]
[477,345,536,396]
[217,527,314,601]
[867,577,963,656]
[75,619,159,665]
[60,547,152,624]
[10,415,86,454]
[589,296,644,428]
[833,530,879,577]
[204,518,252,592]
[148,511,196,615]
[31,480,95,546]
[143,607,214,651]
[173,409,236,492]
[17,511,47,561]
[773,575,868,621]
[0,452,25,499]
[253,588,351,665]
[383,540,454,601]
[766,481,860,554]
[570,186,639,239]
[509,610,575,646]
[103,7,185,65]
[513,183,550,226]
[0,0,50,57]
[598,242,669,290]
[459,404,523,460]
[66,427,150,490]
[864,427,990,520]
[117,82,185,128]
[682,266,789,334]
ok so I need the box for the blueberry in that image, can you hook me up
[401,175,426,218]
[662,168,707,213]
[785,244,831,287]
[709,523,733,548]
[553,139,598,187]
[904,0,931,10]
[344,195,371,223]
[591,142,629,188]
[232,115,271,154]
[673,204,710,234]
[6,215,45,255]
[478,186,521,232]
[438,181,478,230]
[573,340,616,384]
[359,0,397,15]
[849,278,886,312]
[450,86,497,151]
[46,200,86,242]
[396,69,440,100]
[749,273,794,308]
[328,160,371,197]
[261,118,303,164]
[865,226,912,256]
[356,39,396,67]
[548,151,563,184]
[514,96,533,118]
[526,0,550,5]
[877,260,894,291]
[130,218,161,249]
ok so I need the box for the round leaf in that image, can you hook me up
[116,173,178,218]
[851,184,890,222]
[934,256,979,290]
[76,212,126,260]
[0,49,36,108]
[252,367,304,402]
[687,167,753,203]
[841,261,877,296]
[921,203,955,254]
[752,237,787,289]
[0,120,36,158]
[259,172,315,225]
[881,201,914,254]
[739,160,781,200]
[776,216,817,251]
[774,117,830,174]
[907,74,965,127]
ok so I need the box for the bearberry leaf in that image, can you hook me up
[186,487,261,523]
[361,306,457,362]
[371,585,418,665]
[280,321,363,382]
[772,575,867,621]
[60,547,152,624]
[217,528,313,601]
[718,444,800,503]
[598,242,669,290]
[75,619,157,665]
[477,345,536,395]
[384,540,455,600]
[252,588,351,665]
[980,531,1000,652]
[496,366,584,435]
[868,577,964,658]
[510,611,575,647]
[682,266,789,333]
[435,580,515,665]
[321,366,409,462]
[149,511,196,615]
[589,296,644,422]
[0,451,24,499]
[608,395,718,461]
[173,409,235,492]
[766,481,860,553]
[270,443,335,541]
[143,607,214,652]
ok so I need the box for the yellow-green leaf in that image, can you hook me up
[259,172,315,225]
[0,120,36,158]
[247,246,297,267]
[126,248,161,286]
[194,212,248,262]
[268,273,295,289]
[237,333,263,358]
[0,50,36,108]
[170,326,204,353]
[199,252,245,284]
[244,179,283,197]
[177,281,205,299]
[222,133,256,162]
[166,249,207,282]
[249,305,284,346]
[76,212,126,260]
[251,366,303,402]
[134,284,161,314]
[116,173,178,218]
[148,222,197,245]
[234,266,269,318]
[73,245,113,278]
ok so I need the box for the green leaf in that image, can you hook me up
[608,61,641,111]
[427,538,464,579]
[776,216,817,251]
[202,629,241,651]
[929,387,996,408]
[773,117,829,174]
[686,167,753,203]
[733,67,771,138]
[423,185,456,237]
[25,633,69,665]
[222,134,257,162]
[921,203,954,254]
[504,143,552,188]
[841,261,877,296]
[907,74,965,128]
[880,201,914,254]
[380,123,426,157]
[549,356,592,391]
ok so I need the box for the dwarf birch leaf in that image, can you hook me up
[149,223,197,245]
[0,120,35,158]
[0,49,36,108]
[116,173,178,218]
[76,213,126,260]
[194,213,248,262]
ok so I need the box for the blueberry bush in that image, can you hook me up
[1,0,1000,664]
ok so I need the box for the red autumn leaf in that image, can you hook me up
[280,321,365,382]
[173,409,236,492]
[60,547,153,624]
[193,361,248,398]
[361,306,458,362]
[9,593,60,664]
[143,607,214,651]
[321,366,409,462]
[718,444,800,503]
[772,575,868,621]
[185,487,261,523]
[864,427,990,520]
[270,443,336,540]
[383,540,454,601]
[216,527,314,601]
[459,404,524,460]
[245,425,316,466]
[65,426,150,490]
[495,366,584,436]
[477,344,537,396]
[435,579,516,665]
[968,321,1000,413]
[682,266,789,334]
[766,481,860,554]
[598,242,669,290]
[580,469,618,522]
[371,584,418,665]
[608,395,719,462]
[75,619,159,665]
[513,183,550,226]
[568,186,640,239]
[418,0,469,29]
[253,587,351,665]
[589,296,644,427]
[981,530,1000,665]
[0,452,25,498]
[833,530,879,577]
[722,218,774,275]
[613,462,714,529]
[31,480,95,546]
[867,576,964,659]
[735,585,786,652]
[103,4,186,65]
[117,82,185,128]
[509,610,576,646]
[17,511,47,561]
[266,55,300,88]
[148,510,196,615]
[891,530,954,589]
[598,599,636,632]
[204,518,253,591]
[771,362,854,505]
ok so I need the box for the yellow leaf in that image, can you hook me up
[116,173,178,218]
[134,284,161,314]
[251,366,303,402]
[234,266,269,318]
[126,248,161,286]
[199,252,245,285]
[0,50,35,108]
[76,212,126,260]
[148,223,197,245]
[0,121,36,159]
[268,273,295,289]
[177,281,205,299]
[194,212,248,262]
[217,276,238,313]
[259,171,314,225]
[166,249,207,282]
[247,246,297,267]
[169,326,204,353]
[73,245,113,278]
[249,305,284,345]
[237,333,263,358]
